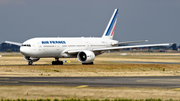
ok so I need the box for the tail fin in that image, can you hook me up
[102,9,118,40]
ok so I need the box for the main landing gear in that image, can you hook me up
[82,62,94,65]
[52,58,63,65]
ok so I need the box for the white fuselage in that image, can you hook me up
[20,37,118,58]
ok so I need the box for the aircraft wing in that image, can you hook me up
[93,43,171,51]
[67,43,171,54]
[112,40,148,46]
[5,41,22,46]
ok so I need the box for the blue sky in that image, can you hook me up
[0,0,180,45]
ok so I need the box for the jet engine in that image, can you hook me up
[23,55,40,62]
[77,50,95,64]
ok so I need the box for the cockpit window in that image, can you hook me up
[21,44,31,47]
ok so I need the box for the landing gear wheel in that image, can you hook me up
[28,61,33,65]
[52,61,63,65]
[82,62,94,65]
[52,58,63,65]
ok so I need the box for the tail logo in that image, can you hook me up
[105,9,118,36]
[110,24,116,36]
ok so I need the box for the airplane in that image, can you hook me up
[5,9,171,65]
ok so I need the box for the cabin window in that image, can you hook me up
[90,45,105,47]
[62,45,67,47]
[68,45,75,47]
[77,45,85,47]
[43,45,54,47]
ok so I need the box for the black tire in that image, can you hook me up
[28,61,33,65]
[52,61,55,65]
[82,62,94,65]
[52,61,63,65]
[58,61,63,65]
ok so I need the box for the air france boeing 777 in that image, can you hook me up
[5,9,170,65]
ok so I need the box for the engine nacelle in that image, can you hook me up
[23,55,40,62]
[77,50,95,63]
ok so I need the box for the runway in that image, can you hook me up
[0,76,180,88]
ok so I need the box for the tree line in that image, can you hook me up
[0,43,20,52]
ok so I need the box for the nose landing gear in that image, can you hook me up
[28,61,33,65]
[52,58,63,65]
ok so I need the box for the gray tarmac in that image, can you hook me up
[0,76,180,88]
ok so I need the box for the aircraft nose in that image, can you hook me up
[20,47,29,56]
[20,47,25,54]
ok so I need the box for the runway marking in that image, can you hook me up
[21,81,63,83]
[136,79,180,83]
[0,81,19,83]
[172,88,180,91]
[0,78,9,80]
[76,85,89,88]
[49,81,64,83]
[136,80,146,82]
[21,81,51,83]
